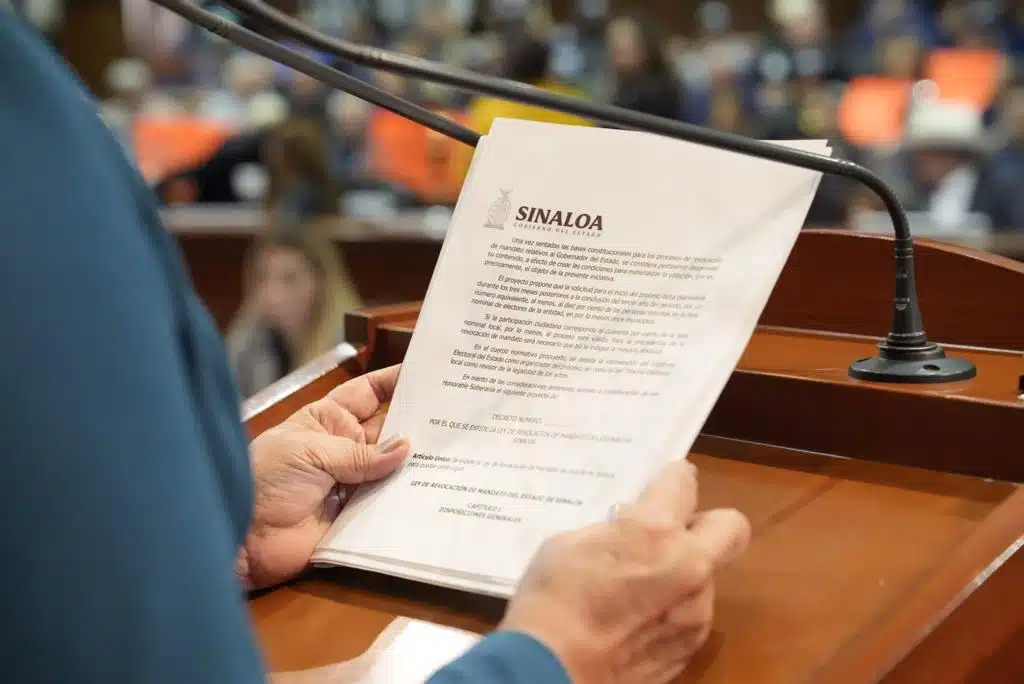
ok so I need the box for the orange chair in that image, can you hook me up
[925,48,1004,110]
[367,108,472,205]
[838,76,913,148]
[133,115,234,183]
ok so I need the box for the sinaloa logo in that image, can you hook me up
[485,189,512,229]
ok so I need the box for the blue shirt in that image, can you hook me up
[0,13,567,684]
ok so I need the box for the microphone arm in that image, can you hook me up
[149,0,976,385]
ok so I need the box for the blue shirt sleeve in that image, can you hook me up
[428,632,571,684]
[0,14,263,684]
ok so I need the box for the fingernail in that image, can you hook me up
[377,434,404,454]
[607,503,622,521]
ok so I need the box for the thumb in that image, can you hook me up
[312,434,411,485]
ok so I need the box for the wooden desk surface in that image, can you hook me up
[251,435,1022,683]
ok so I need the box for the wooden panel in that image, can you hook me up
[708,329,1024,482]
[176,235,249,331]
[344,302,423,349]
[680,441,1019,684]
[763,232,1024,350]
[880,547,1024,684]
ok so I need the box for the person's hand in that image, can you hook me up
[239,365,411,591]
[499,461,750,684]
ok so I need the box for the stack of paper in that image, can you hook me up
[313,119,830,597]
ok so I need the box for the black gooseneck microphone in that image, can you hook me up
[150,0,976,384]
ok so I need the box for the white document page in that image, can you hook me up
[315,122,828,595]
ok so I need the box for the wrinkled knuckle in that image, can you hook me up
[350,444,374,476]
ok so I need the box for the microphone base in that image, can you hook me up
[848,343,977,384]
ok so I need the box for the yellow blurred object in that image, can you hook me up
[455,80,593,185]
[467,80,594,135]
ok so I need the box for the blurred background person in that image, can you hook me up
[275,47,333,120]
[605,10,684,120]
[755,0,840,89]
[263,117,340,228]
[797,84,866,225]
[845,0,940,76]
[325,90,373,187]
[881,100,1012,232]
[877,34,926,80]
[467,20,592,134]
[992,79,1024,174]
[987,79,1024,228]
[227,228,362,398]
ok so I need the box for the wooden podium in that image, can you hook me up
[246,230,1024,683]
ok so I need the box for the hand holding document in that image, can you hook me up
[313,119,829,596]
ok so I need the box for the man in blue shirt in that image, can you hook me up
[0,12,749,683]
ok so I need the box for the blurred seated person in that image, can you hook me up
[878,34,925,81]
[263,117,339,227]
[155,128,263,205]
[275,44,332,120]
[990,81,1024,229]
[707,85,752,135]
[227,228,362,398]
[195,52,276,127]
[467,24,593,134]
[161,112,338,222]
[1007,3,1024,57]
[323,91,427,212]
[882,101,1016,232]
[155,111,422,211]
[154,92,290,205]
[795,85,865,226]
[752,0,843,89]
[326,90,371,185]
[606,11,684,120]
[367,65,472,205]
[751,79,800,138]
[844,0,939,76]
[937,0,1005,50]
